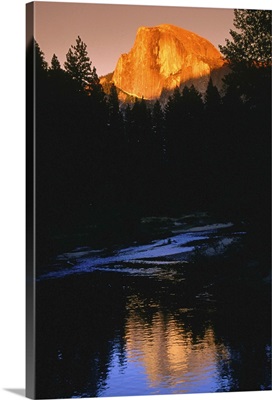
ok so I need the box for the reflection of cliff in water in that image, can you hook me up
[35,216,271,398]
[124,298,232,393]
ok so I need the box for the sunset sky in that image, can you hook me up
[32,2,235,76]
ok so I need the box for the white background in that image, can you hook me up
[0,1,270,400]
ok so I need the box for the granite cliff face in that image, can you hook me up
[112,24,226,100]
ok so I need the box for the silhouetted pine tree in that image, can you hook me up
[105,83,126,189]
[219,9,271,108]
[204,78,222,112]
[50,53,61,71]
[64,36,95,93]
[107,83,122,129]
[164,87,183,168]
[217,9,271,225]
[34,39,48,77]
[181,85,203,121]
[151,99,166,165]
[48,53,73,96]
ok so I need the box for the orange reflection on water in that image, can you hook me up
[125,294,230,393]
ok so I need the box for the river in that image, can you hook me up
[35,213,271,398]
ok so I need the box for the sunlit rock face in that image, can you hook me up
[112,24,226,100]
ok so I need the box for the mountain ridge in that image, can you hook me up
[101,23,228,101]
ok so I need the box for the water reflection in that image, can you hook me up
[36,226,271,398]
[100,292,235,396]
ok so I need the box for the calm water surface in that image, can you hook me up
[36,216,271,398]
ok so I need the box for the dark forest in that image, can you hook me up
[26,9,272,399]
[27,10,271,266]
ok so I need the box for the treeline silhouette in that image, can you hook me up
[27,36,270,260]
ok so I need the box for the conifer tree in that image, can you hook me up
[181,85,203,118]
[64,36,94,91]
[152,100,166,164]
[108,83,119,116]
[89,66,106,103]
[50,53,61,71]
[219,9,271,67]
[219,10,271,105]
[107,83,122,129]
[48,53,72,97]
[204,78,221,112]
[164,87,182,133]
[34,40,48,83]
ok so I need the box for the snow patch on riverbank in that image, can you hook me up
[37,218,245,281]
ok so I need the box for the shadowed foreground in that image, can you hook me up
[35,216,271,398]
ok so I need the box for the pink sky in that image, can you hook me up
[32,2,235,76]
